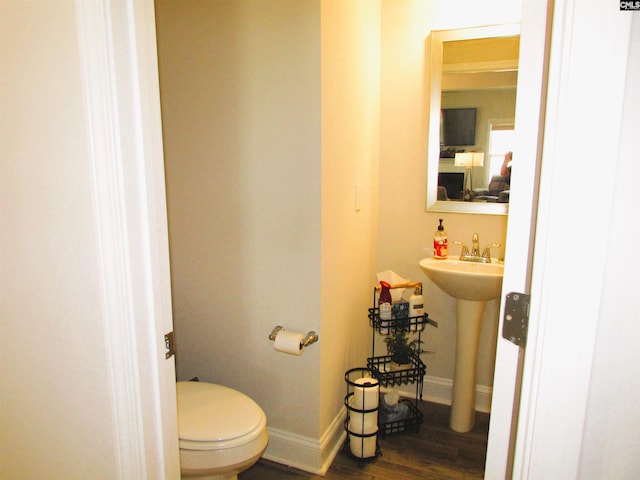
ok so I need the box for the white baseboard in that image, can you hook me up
[394,374,493,413]
[262,404,346,475]
[262,375,491,473]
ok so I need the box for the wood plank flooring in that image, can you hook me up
[239,401,489,480]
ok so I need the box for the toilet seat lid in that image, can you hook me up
[177,381,266,446]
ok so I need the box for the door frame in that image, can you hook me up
[75,0,180,477]
[485,0,553,475]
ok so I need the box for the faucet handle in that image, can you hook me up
[481,243,502,262]
[453,240,469,257]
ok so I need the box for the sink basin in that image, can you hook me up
[418,257,504,301]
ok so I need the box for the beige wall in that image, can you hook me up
[320,0,381,438]
[156,0,380,470]
[156,0,323,439]
[378,0,521,401]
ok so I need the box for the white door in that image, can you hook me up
[1,0,180,478]
[75,0,181,477]
[484,0,552,477]
[486,1,638,478]
[509,1,637,478]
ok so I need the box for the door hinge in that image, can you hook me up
[502,292,530,347]
[165,331,175,359]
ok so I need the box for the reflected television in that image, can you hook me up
[440,108,477,146]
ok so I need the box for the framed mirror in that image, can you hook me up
[426,24,520,215]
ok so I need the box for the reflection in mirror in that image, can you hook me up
[426,24,520,215]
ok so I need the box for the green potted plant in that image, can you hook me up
[384,329,422,371]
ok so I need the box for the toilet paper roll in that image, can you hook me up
[349,411,378,433]
[349,432,377,459]
[347,401,378,459]
[348,394,378,431]
[274,330,304,355]
[353,377,379,410]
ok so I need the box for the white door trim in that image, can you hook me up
[485,0,553,476]
[75,1,179,478]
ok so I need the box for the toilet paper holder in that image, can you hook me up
[269,325,319,348]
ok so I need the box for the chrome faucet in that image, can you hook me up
[481,244,501,262]
[470,233,480,257]
[454,233,501,263]
[453,241,469,258]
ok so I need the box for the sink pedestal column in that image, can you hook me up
[450,299,486,433]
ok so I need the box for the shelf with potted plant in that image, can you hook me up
[366,284,438,435]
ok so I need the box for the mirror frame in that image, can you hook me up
[426,24,520,215]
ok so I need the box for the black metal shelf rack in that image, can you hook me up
[342,286,438,463]
[367,289,437,436]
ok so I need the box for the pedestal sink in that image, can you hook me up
[419,257,504,432]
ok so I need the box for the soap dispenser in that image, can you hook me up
[434,218,448,259]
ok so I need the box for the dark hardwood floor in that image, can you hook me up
[240,401,489,480]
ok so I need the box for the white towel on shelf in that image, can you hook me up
[376,270,410,301]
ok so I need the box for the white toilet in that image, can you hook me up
[176,381,269,480]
